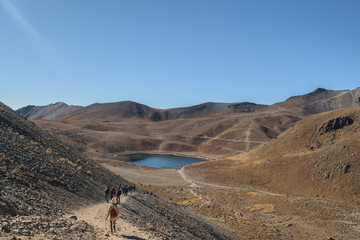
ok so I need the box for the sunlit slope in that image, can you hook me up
[186,107,360,205]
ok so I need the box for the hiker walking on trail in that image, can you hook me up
[130,185,135,195]
[110,187,115,199]
[124,185,128,196]
[105,198,120,235]
[116,186,121,204]
[105,186,110,203]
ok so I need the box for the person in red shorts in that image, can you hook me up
[105,198,120,234]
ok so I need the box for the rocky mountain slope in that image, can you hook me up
[186,106,360,206]
[276,87,360,114]
[0,101,126,239]
[0,102,123,216]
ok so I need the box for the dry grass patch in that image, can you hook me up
[246,204,275,213]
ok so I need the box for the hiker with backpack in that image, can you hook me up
[105,198,120,235]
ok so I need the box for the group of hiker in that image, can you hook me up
[104,184,136,235]
[104,184,136,204]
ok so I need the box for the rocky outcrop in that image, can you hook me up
[227,102,269,113]
[319,116,354,134]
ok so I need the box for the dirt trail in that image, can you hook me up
[178,166,285,197]
[72,196,159,240]
[245,117,255,151]
[178,167,211,207]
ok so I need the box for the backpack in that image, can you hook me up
[110,207,118,218]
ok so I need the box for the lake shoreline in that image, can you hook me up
[104,151,212,168]
[104,151,214,161]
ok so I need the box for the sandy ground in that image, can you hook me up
[99,159,360,240]
[72,196,160,240]
[102,162,188,187]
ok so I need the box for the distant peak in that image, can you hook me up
[229,102,257,106]
[310,88,328,95]
[53,102,68,106]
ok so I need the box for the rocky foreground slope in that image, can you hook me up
[0,102,121,216]
[0,102,238,239]
[0,101,126,239]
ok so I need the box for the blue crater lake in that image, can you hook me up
[127,154,205,168]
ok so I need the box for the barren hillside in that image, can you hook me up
[186,107,360,206]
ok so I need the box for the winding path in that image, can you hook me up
[177,166,285,199]
[178,167,211,207]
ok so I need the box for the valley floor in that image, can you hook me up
[100,159,360,240]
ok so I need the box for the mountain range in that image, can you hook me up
[16,88,360,121]
[16,87,360,159]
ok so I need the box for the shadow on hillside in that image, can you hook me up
[121,235,146,240]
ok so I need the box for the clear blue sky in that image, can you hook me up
[1,0,359,110]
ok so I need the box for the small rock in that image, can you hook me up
[2,224,11,233]
[343,164,350,174]
[69,215,78,220]
[22,220,32,225]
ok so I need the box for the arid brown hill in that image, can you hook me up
[186,107,360,206]
[16,87,360,159]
